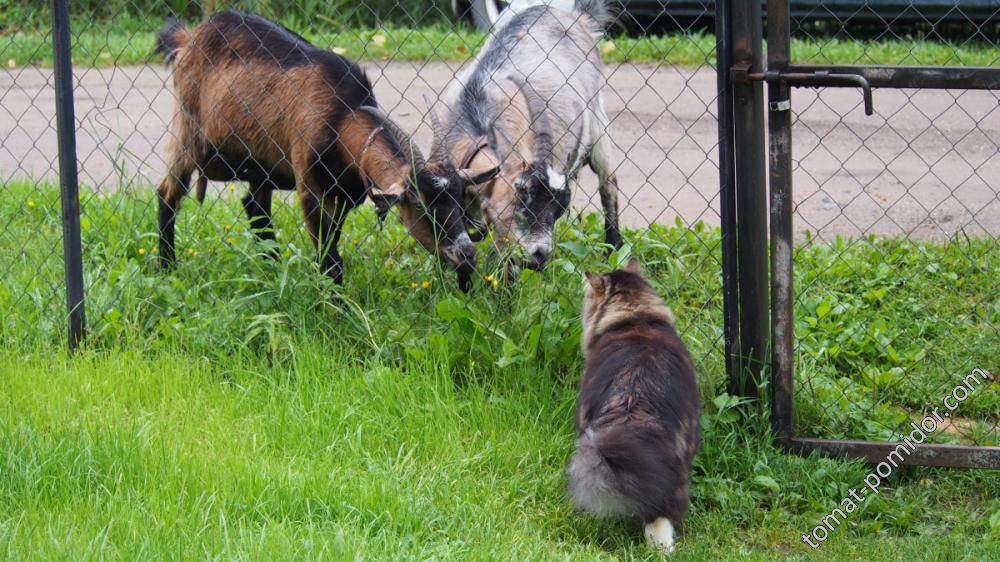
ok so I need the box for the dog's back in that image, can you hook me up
[569,259,700,552]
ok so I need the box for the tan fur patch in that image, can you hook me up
[581,271,675,353]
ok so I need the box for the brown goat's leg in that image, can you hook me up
[298,187,348,284]
[316,195,349,284]
[242,181,279,258]
[158,108,200,269]
[157,169,192,269]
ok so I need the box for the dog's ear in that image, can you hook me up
[584,271,606,295]
[624,257,642,274]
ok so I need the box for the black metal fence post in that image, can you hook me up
[728,0,769,399]
[50,0,87,350]
[766,0,794,442]
[715,0,742,391]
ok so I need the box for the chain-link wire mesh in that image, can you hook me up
[786,2,999,447]
[0,1,726,392]
[1,1,995,451]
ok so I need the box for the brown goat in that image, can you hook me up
[154,11,498,289]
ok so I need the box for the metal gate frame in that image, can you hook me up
[51,0,87,351]
[717,0,1000,469]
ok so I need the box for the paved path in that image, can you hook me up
[2,62,997,239]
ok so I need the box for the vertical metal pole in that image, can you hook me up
[729,0,769,398]
[715,0,742,386]
[767,0,794,441]
[50,0,87,350]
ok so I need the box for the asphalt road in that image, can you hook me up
[2,62,997,239]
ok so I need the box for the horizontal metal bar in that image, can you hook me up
[747,70,873,114]
[781,438,1000,469]
[785,65,1000,90]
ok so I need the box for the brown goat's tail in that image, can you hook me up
[154,17,191,66]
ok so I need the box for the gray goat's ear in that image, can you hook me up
[457,165,501,186]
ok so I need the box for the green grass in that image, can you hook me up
[1,179,998,559]
[2,22,998,69]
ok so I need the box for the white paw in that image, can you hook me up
[644,517,675,555]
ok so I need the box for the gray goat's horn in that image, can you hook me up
[423,94,444,138]
[512,79,554,169]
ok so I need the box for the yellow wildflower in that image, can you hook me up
[138,248,146,255]
[27,200,36,209]
[410,282,418,289]
[421,281,430,289]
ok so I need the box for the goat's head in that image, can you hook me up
[445,82,571,271]
[505,160,571,270]
[358,106,499,291]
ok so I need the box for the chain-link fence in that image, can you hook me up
[1,1,728,387]
[1,1,996,464]
[761,0,999,462]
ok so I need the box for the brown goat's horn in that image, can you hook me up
[356,105,427,171]
[423,94,452,165]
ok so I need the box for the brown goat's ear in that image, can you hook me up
[370,180,407,199]
[584,271,606,295]
[369,180,407,224]
[624,257,642,274]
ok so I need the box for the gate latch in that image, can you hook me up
[731,62,874,116]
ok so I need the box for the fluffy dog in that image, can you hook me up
[568,258,701,553]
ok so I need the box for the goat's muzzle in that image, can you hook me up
[524,251,550,271]
[442,232,477,292]
[521,234,553,271]
[371,193,402,225]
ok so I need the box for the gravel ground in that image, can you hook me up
[2,62,997,240]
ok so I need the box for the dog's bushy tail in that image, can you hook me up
[567,423,675,522]
[574,0,612,27]
[154,17,191,66]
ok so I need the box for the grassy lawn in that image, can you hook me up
[0,179,997,559]
[2,22,998,69]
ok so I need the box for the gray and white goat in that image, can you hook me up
[428,0,621,270]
